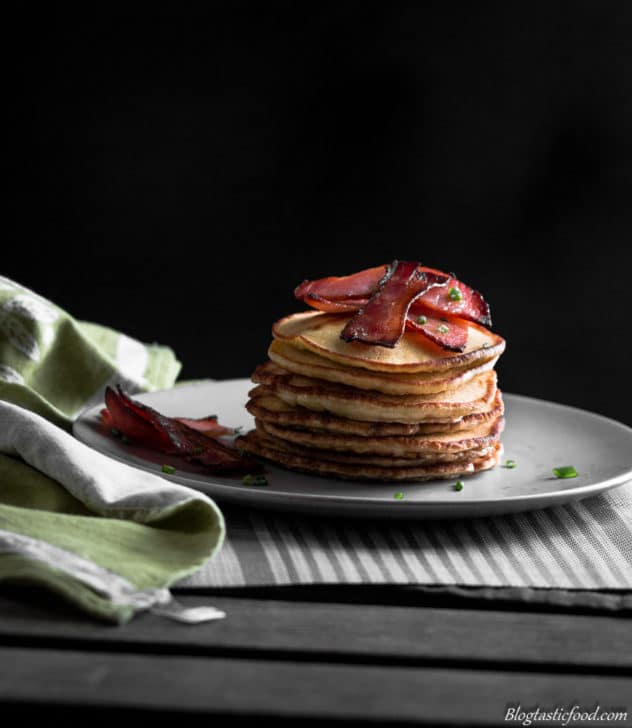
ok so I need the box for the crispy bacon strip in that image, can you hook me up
[102,386,259,472]
[114,387,188,453]
[341,261,438,347]
[294,264,388,302]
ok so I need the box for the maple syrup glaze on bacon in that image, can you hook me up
[294,260,492,351]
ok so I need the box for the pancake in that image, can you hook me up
[273,311,505,373]
[268,338,500,395]
[255,415,505,458]
[236,430,503,482]
[247,388,505,437]
[252,361,498,423]
[250,427,495,466]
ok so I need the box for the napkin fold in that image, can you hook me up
[0,277,226,623]
[0,275,181,430]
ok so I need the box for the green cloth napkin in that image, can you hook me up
[0,275,181,430]
[0,276,226,624]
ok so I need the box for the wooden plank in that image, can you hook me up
[1,647,630,725]
[0,591,630,672]
[178,583,632,613]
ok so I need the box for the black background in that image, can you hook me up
[8,5,632,423]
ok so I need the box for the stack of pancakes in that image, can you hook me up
[237,311,506,482]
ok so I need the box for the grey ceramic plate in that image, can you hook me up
[73,379,632,519]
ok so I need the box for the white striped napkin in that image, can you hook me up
[178,481,632,590]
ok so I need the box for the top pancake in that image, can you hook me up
[273,311,505,373]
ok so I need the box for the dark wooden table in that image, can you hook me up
[0,583,630,726]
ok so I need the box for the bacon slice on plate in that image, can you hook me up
[341,261,440,347]
[102,386,259,472]
[174,416,237,438]
[104,386,173,452]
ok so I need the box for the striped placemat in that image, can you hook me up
[178,481,632,590]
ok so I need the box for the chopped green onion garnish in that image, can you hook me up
[416,315,427,325]
[448,287,463,302]
[110,428,121,438]
[120,435,129,444]
[437,324,449,334]
[553,465,578,479]
[193,446,203,455]
[162,464,176,475]
[233,426,243,435]
[503,459,517,469]
[242,473,268,486]
[393,491,405,500]
[454,480,464,492]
